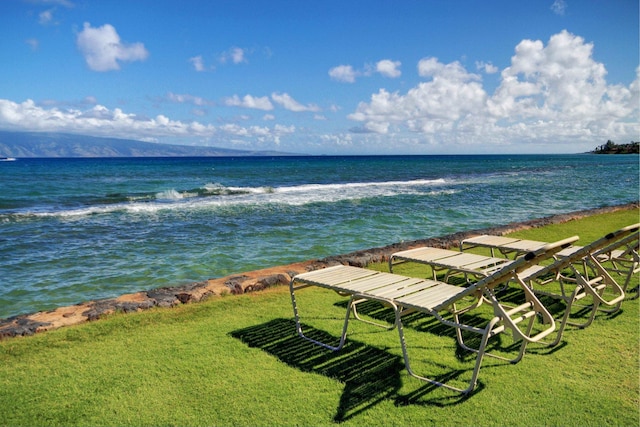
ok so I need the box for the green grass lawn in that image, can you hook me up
[0,208,638,426]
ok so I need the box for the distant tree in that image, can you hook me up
[593,140,639,154]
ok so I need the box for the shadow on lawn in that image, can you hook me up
[333,299,532,360]
[230,318,475,422]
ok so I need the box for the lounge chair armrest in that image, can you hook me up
[488,276,556,342]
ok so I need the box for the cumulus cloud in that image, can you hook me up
[0,99,214,138]
[189,55,206,72]
[349,58,485,134]
[489,30,621,120]
[271,93,320,112]
[551,0,567,15]
[224,94,274,111]
[330,60,402,82]
[76,22,149,71]
[376,59,401,78]
[38,9,55,25]
[0,99,296,147]
[476,61,498,74]
[220,47,247,64]
[348,30,639,146]
[329,65,358,83]
[167,92,213,106]
[190,47,249,71]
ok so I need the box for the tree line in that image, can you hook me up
[592,140,639,154]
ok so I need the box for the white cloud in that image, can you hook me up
[220,47,247,64]
[0,99,215,139]
[190,48,248,72]
[329,65,358,83]
[489,30,616,120]
[219,123,251,137]
[25,38,39,50]
[476,61,498,74]
[418,57,481,82]
[0,98,297,148]
[551,0,567,15]
[271,93,320,112]
[224,94,274,111]
[189,55,206,72]
[349,58,486,134]
[348,30,640,146]
[376,59,401,78]
[330,60,402,82]
[28,0,74,6]
[167,92,212,106]
[38,9,54,25]
[274,124,295,135]
[76,22,149,72]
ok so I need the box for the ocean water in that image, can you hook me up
[0,154,638,319]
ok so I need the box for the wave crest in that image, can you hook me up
[2,177,451,218]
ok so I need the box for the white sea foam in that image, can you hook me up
[273,178,445,194]
[155,189,198,200]
[9,177,452,218]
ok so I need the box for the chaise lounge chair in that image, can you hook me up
[459,235,547,258]
[389,247,512,284]
[460,224,639,292]
[592,231,639,297]
[515,224,638,345]
[390,224,639,346]
[289,236,577,394]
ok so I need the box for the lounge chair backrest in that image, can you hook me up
[593,223,639,257]
[582,222,638,253]
[435,235,579,309]
[522,223,640,282]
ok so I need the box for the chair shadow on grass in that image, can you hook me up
[334,298,534,360]
[230,317,480,422]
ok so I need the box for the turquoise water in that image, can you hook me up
[0,154,638,318]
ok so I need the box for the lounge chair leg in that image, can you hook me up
[565,262,624,327]
[395,308,500,394]
[289,281,353,351]
[451,307,527,363]
[509,315,537,365]
[351,299,396,330]
[567,298,601,329]
[621,265,639,298]
[543,287,581,347]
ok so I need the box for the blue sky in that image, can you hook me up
[0,0,638,155]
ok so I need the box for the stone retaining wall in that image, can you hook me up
[1,202,637,338]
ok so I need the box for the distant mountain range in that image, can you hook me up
[0,131,299,158]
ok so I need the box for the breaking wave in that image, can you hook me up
[3,178,452,219]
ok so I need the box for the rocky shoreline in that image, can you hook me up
[1,202,637,338]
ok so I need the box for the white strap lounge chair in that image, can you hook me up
[289,236,577,394]
[389,247,512,283]
[515,224,638,345]
[391,224,638,347]
[461,224,639,291]
[593,231,639,298]
[460,235,547,258]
